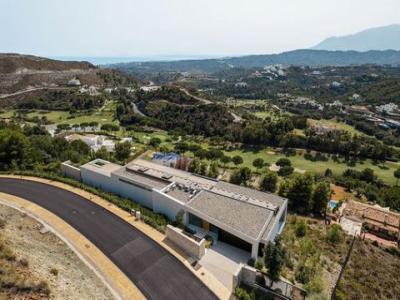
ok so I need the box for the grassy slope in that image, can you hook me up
[281,215,400,300]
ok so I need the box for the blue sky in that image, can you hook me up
[1,0,399,57]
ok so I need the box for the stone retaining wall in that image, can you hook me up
[166,225,205,260]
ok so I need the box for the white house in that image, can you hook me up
[75,158,288,259]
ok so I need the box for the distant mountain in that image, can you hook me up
[113,49,400,75]
[313,24,400,51]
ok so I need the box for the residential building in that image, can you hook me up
[342,200,400,243]
[76,158,288,259]
[65,134,115,152]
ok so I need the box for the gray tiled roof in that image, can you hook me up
[187,190,273,240]
[214,181,285,208]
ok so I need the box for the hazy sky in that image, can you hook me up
[1,0,399,57]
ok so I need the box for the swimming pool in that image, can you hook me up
[328,200,338,210]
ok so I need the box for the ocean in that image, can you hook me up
[51,55,220,66]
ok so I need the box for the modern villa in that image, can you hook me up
[65,158,288,259]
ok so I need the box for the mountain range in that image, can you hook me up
[313,24,400,52]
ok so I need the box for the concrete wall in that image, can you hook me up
[110,175,154,209]
[166,225,206,260]
[153,190,184,221]
[61,161,81,181]
[80,167,154,210]
[80,168,115,192]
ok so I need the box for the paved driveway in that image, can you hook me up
[0,178,217,300]
[200,242,250,290]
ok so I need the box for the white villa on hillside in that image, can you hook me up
[63,158,288,259]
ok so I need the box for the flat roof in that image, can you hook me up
[130,159,218,190]
[113,166,170,190]
[187,190,274,240]
[80,159,122,177]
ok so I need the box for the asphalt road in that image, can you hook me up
[0,178,218,300]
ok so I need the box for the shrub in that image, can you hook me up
[254,260,264,270]
[19,258,29,267]
[326,224,344,245]
[294,219,307,237]
[247,258,255,267]
[50,268,59,276]
[234,287,255,300]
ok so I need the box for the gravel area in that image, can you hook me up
[0,204,115,300]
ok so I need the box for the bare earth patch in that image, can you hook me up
[0,204,115,300]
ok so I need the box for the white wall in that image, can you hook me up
[80,168,154,209]
[110,175,154,209]
[153,190,185,221]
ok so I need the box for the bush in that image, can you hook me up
[234,287,255,300]
[247,258,255,267]
[254,260,264,270]
[50,268,59,276]
[19,258,29,267]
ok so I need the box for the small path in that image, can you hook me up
[177,87,213,105]
[0,87,73,99]
[131,102,146,117]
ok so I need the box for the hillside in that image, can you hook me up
[313,24,400,52]
[113,49,400,75]
[0,53,136,94]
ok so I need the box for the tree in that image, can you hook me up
[264,237,285,285]
[278,165,294,177]
[0,129,30,170]
[232,155,243,166]
[199,161,208,176]
[260,171,278,193]
[149,137,162,148]
[115,141,131,161]
[220,155,232,168]
[208,161,219,178]
[230,167,252,185]
[312,181,331,215]
[101,123,119,132]
[206,148,224,161]
[394,168,400,186]
[361,168,375,183]
[324,168,333,177]
[253,158,264,170]
[188,158,201,173]
[70,139,91,156]
[287,174,314,212]
[95,146,110,160]
[276,158,291,167]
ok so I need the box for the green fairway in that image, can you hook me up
[222,147,399,185]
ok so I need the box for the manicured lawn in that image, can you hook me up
[222,147,399,185]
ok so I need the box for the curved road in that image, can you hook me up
[0,178,217,300]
